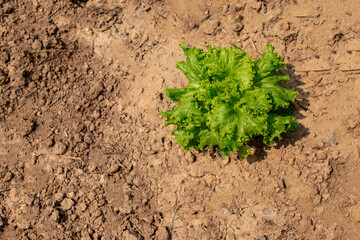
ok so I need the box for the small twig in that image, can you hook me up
[312,69,331,72]
[32,152,45,162]
[133,225,144,238]
[220,27,227,34]
[241,201,258,210]
[48,6,62,18]
[104,152,128,156]
[249,37,257,51]
[133,35,149,52]
[242,42,251,52]
[117,162,127,169]
[101,24,114,32]
[355,107,360,115]
[171,204,182,233]
[296,69,331,73]
[30,49,68,53]
[341,69,360,72]
[0,189,10,193]
[156,43,183,53]
[230,43,241,49]
[0,167,6,174]
[248,36,262,55]
[63,156,82,160]
[295,15,320,18]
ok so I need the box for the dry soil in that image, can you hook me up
[0,0,360,239]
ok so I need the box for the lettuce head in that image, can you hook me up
[160,42,298,159]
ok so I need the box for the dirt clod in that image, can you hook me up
[234,23,244,33]
[16,219,31,230]
[61,198,75,211]
[32,40,43,51]
[316,151,327,160]
[199,19,220,35]
[3,172,13,182]
[89,82,104,100]
[257,235,268,240]
[54,142,67,155]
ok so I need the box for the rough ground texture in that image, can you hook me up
[0,0,359,239]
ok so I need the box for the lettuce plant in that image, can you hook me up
[160,42,298,159]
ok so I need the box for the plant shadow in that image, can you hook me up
[246,64,310,164]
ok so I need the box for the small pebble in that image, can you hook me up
[218,206,233,216]
[263,209,272,215]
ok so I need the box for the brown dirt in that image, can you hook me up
[0,0,359,239]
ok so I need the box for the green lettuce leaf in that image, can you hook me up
[160,42,298,158]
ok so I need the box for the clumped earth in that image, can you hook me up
[0,0,359,239]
